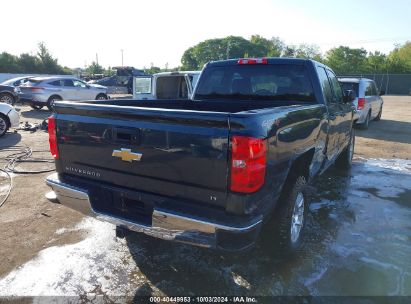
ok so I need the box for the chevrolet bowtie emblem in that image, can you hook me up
[112,148,142,162]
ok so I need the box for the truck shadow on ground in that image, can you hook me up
[355,119,411,144]
[19,108,51,120]
[125,167,354,297]
[0,132,22,149]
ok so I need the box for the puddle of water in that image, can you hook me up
[0,158,410,296]
[0,218,141,296]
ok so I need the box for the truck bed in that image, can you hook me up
[88,98,312,113]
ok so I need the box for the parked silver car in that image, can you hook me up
[338,77,384,129]
[19,76,108,110]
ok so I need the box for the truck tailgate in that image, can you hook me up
[54,103,230,207]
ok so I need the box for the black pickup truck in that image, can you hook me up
[46,58,356,253]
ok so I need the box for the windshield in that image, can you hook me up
[194,64,315,102]
[340,82,359,96]
[1,79,15,86]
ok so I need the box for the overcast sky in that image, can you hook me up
[2,0,410,69]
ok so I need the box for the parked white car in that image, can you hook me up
[133,71,201,100]
[338,77,384,129]
[0,103,19,137]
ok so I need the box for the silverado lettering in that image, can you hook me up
[65,166,101,178]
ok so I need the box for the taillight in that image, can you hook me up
[357,98,365,110]
[26,86,44,91]
[48,116,59,159]
[230,136,267,193]
[237,58,268,65]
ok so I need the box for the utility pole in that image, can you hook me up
[121,49,124,66]
[96,53,98,65]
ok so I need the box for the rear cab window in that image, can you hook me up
[194,64,315,103]
[135,77,152,94]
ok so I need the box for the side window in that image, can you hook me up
[365,82,373,96]
[372,82,379,96]
[48,80,61,86]
[326,69,343,103]
[63,79,74,87]
[73,80,87,88]
[316,67,333,103]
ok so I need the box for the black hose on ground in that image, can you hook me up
[0,145,55,208]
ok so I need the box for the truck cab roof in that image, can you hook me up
[338,77,373,83]
[153,71,201,77]
[207,57,319,67]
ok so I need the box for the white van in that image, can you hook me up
[133,71,201,100]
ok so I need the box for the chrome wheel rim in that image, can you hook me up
[97,96,106,100]
[0,95,13,104]
[50,98,60,109]
[0,117,7,134]
[290,192,305,244]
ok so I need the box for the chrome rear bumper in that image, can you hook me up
[46,173,262,250]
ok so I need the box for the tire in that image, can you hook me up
[0,114,10,137]
[277,176,309,254]
[30,104,44,110]
[47,95,62,111]
[336,129,355,170]
[374,106,382,121]
[0,93,15,105]
[359,111,370,129]
[96,93,108,100]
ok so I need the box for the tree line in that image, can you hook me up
[0,42,72,75]
[1,37,411,76]
[181,35,411,75]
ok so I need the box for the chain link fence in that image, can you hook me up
[340,74,411,95]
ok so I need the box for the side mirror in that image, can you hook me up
[344,89,356,102]
[379,90,385,96]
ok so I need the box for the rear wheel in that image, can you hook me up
[0,114,10,137]
[374,106,382,121]
[277,176,308,254]
[96,93,108,100]
[359,111,370,129]
[0,93,15,105]
[47,95,62,111]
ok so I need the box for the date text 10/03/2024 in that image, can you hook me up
[149,296,257,303]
